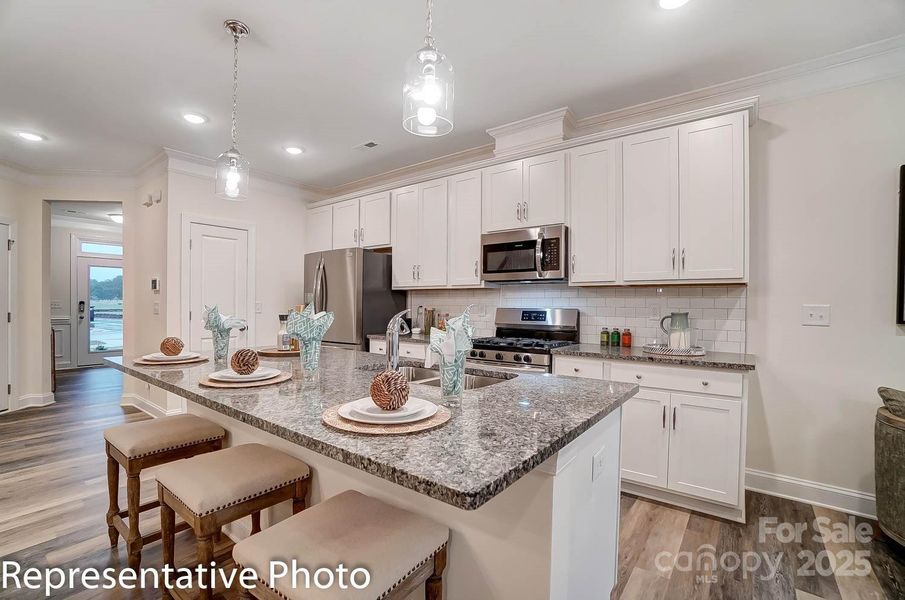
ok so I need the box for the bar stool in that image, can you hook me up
[157,443,311,600]
[104,414,226,569]
[232,490,450,600]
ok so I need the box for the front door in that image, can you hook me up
[76,257,123,366]
[188,222,249,353]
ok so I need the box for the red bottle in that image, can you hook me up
[621,328,632,348]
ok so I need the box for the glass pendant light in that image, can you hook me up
[403,0,454,137]
[215,20,250,200]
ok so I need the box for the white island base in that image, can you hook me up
[185,401,623,600]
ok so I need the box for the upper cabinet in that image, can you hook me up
[678,113,746,280]
[621,112,747,283]
[391,180,448,289]
[305,205,333,253]
[569,140,618,283]
[448,170,483,287]
[482,151,565,233]
[309,191,392,253]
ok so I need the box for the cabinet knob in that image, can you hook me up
[702,381,709,387]
[635,374,642,380]
[573,368,580,373]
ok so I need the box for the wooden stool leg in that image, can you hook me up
[105,451,120,547]
[159,488,176,600]
[125,472,142,569]
[196,535,215,600]
[292,479,309,514]
[425,547,447,600]
[251,511,261,535]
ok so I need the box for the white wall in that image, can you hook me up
[745,75,905,501]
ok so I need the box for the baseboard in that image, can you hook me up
[119,393,181,418]
[12,393,55,411]
[746,468,877,519]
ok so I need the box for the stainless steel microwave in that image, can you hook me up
[481,224,568,282]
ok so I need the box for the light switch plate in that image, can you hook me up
[801,304,830,327]
[255,301,264,314]
[153,302,160,316]
[592,446,607,482]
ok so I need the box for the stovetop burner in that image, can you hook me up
[472,337,574,352]
[467,308,580,372]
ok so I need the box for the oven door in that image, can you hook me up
[481,225,567,282]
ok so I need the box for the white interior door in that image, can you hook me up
[76,256,123,366]
[0,223,9,411]
[189,223,249,353]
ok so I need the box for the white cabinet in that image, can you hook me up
[448,170,483,286]
[621,389,670,488]
[678,113,746,279]
[622,127,679,281]
[306,205,333,253]
[391,180,448,289]
[332,198,361,249]
[482,151,565,233]
[667,393,742,505]
[369,339,387,354]
[359,191,392,248]
[482,160,523,232]
[400,342,428,361]
[568,140,618,283]
[552,356,604,379]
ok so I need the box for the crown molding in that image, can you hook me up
[486,106,577,157]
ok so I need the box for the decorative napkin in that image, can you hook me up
[429,305,475,361]
[203,305,248,361]
[287,304,335,373]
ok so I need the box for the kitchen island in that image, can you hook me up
[107,347,637,600]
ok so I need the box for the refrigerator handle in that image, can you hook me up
[313,257,326,312]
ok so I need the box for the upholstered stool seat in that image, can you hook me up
[158,443,311,600]
[104,414,226,569]
[233,490,450,600]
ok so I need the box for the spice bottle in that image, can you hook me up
[277,314,291,351]
[600,328,609,346]
[610,328,621,347]
[622,328,632,348]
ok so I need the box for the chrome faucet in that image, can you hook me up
[385,309,411,371]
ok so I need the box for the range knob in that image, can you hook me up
[513,354,522,362]
[522,355,533,364]
[478,351,486,358]
[469,350,478,358]
[495,352,504,361]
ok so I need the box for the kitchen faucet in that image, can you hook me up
[385,309,411,371]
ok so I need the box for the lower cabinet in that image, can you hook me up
[620,389,670,488]
[368,339,429,362]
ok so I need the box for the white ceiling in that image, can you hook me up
[2,0,904,189]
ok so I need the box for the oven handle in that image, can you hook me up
[535,231,545,278]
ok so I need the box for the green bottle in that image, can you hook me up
[610,328,621,347]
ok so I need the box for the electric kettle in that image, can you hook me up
[660,312,692,349]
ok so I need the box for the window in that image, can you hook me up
[80,242,123,256]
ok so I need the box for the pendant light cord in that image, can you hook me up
[424,0,434,47]
[231,32,239,149]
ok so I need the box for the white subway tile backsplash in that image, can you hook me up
[408,285,747,350]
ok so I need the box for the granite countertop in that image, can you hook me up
[107,348,636,511]
[551,344,756,371]
[367,332,430,344]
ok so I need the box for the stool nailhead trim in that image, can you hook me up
[110,433,226,459]
[161,474,310,517]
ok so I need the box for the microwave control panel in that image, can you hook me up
[541,238,561,270]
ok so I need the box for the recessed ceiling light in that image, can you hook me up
[659,0,690,8]
[284,146,305,155]
[108,214,124,224]
[182,113,208,125]
[16,131,45,142]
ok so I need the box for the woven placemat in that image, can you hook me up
[257,348,300,358]
[133,357,209,367]
[322,404,451,436]
[198,371,293,389]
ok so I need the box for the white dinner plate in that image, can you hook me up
[338,397,438,425]
[347,397,427,421]
[142,351,201,362]
[209,367,281,382]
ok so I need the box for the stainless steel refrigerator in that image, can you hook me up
[303,248,407,350]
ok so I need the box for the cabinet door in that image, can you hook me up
[679,112,746,280]
[331,198,360,249]
[620,389,670,488]
[417,179,448,287]
[569,141,617,283]
[523,152,566,227]
[305,205,333,252]
[360,191,391,248]
[667,393,742,505]
[482,160,523,232]
[391,186,420,287]
[622,127,679,281]
[448,170,482,286]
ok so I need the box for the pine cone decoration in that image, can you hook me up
[230,349,260,375]
[370,369,410,410]
[160,337,185,356]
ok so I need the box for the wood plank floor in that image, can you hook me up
[1,368,904,599]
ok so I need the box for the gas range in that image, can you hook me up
[467,308,579,373]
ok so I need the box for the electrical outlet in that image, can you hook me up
[592,446,607,482]
[801,304,830,327]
